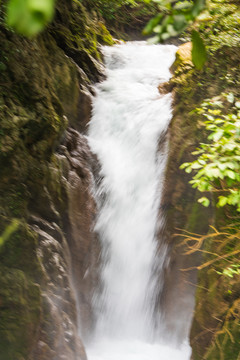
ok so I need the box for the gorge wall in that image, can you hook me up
[0,1,113,358]
[164,7,240,355]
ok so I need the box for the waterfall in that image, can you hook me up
[86,42,191,360]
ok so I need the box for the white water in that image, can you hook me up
[86,42,191,360]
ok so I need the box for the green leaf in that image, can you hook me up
[212,129,224,141]
[153,25,163,33]
[143,13,163,35]
[191,30,207,70]
[191,162,203,169]
[173,14,187,32]
[166,24,179,37]
[235,101,240,108]
[218,163,228,171]
[226,170,236,180]
[191,0,206,17]
[174,2,192,11]
[147,35,161,44]
[179,162,190,169]
[6,0,55,37]
[185,166,193,173]
[226,92,234,103]
[198,197,210,207]
[218,196,228,207]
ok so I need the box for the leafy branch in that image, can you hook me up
[180,93,240,212]
[143,0,207,69]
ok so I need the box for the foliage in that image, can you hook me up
[143,0,205,39]
[179,222,240,272]
[191,29,206,69]
[83,0,158,34]
[172,4,240,356]
[2,0,157,37]
[5,0,55,36]
[84,0,155,19]
[143,0,207,69]
[180,94,240,212]
[197,0,240,53]
[217,264,240,278]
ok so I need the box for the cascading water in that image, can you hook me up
[86,42,191,360]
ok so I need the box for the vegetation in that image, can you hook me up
[166,1,240,358]
[143,0,207,68]
[143,0,205,40]
[5,0,55,36]
[2,0,209,70]
[180,94,240,212]
[2,0,158,38]
[180,92,240,359]
[82,0,158,38]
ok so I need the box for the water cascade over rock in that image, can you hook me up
[85,42,191,360]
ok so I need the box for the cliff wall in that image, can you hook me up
[163,2,240,356]
[0,1,112,358]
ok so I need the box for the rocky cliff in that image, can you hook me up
[0,1,113,358]
[157,42,213,345]
[163,2,240,356]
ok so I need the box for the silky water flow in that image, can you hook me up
[86,42,191,360]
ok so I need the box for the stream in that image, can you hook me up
[86,42,191,360]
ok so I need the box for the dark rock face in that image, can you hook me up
[156,44,212,345]
[60,129,101,340]
[0,0,111,358]
[161,41,240,359]
[26,129,98,360]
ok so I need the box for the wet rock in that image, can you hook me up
[63,129,101,339]
[158,81,174,95]
[156,44,211,345]
[0,0,108,355]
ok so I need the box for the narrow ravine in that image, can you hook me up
[86,42,191,360]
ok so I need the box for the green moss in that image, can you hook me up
[207,303,240,359]
[82,0,158,40]
[192,263,240,359]
[49,0,114,77]
[186,201,205,233]
[0,220,42,278]
[97,23,115,45]
[0,267,41,360]
[171,42,193,73]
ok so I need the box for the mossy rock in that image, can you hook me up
[167,6,240,358]
[0,267,41,360]
[0,220,43,279]
[0,0,114,358]
[170,42,193,73]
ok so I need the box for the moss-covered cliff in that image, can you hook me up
[163,1,240,358]
[158,41,213,345]
[0,1,113,359]
[81,0,158,40]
